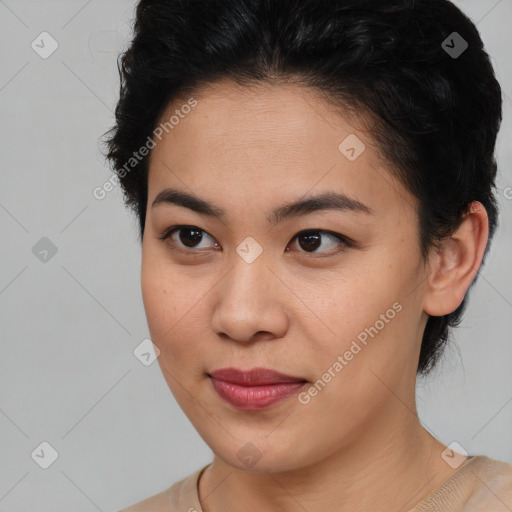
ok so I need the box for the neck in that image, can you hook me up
[198,401,456,512]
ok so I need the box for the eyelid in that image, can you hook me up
[157,225,353,255]
[157,225,219,253]
[287,229,352,256]
[157,225,205,242]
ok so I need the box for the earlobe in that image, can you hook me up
[423,201,489,317]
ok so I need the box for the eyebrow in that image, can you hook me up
[151,187,374,225]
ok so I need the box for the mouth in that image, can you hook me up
[207,367,308,411]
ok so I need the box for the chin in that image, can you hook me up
[207,436,312,474]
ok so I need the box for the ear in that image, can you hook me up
[423,201,489,317]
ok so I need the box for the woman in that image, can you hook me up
[103,0,512,510]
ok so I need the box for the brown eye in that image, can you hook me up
[175,227,205,248]
[288,230,350,255]
[157,226,219,251]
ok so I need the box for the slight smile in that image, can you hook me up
[207,367,309,411]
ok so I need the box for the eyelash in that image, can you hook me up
[156,225,352,257]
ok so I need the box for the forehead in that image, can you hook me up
[147,79,416,220]
[161,80,363,159]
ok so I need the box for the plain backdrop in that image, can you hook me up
[0,0,511,510]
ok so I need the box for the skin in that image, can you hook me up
[137,79,489,512]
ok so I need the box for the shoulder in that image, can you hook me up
[119,465,208,512]
[469,455,512,489]
[413,455,512,512]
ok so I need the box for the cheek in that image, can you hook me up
[295,270,390,340]
[141,259,172,338]
[140,258,191,357]
[140,253,210,361]
[298,257,416,370]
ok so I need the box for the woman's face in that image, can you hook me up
[141,80,431,472]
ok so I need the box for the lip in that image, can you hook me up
[208,367,307,385]
[208,367,308,411]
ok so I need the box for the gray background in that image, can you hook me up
[0,0,511,510]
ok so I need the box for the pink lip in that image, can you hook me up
[209,367,306,385]
[208,367,307,411]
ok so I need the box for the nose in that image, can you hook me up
[210,256,289,344]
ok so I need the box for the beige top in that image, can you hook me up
[120,455,512,511]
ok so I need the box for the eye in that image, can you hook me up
[157,226,351,256]
[157,225,219,252]
[287,229,351,255]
